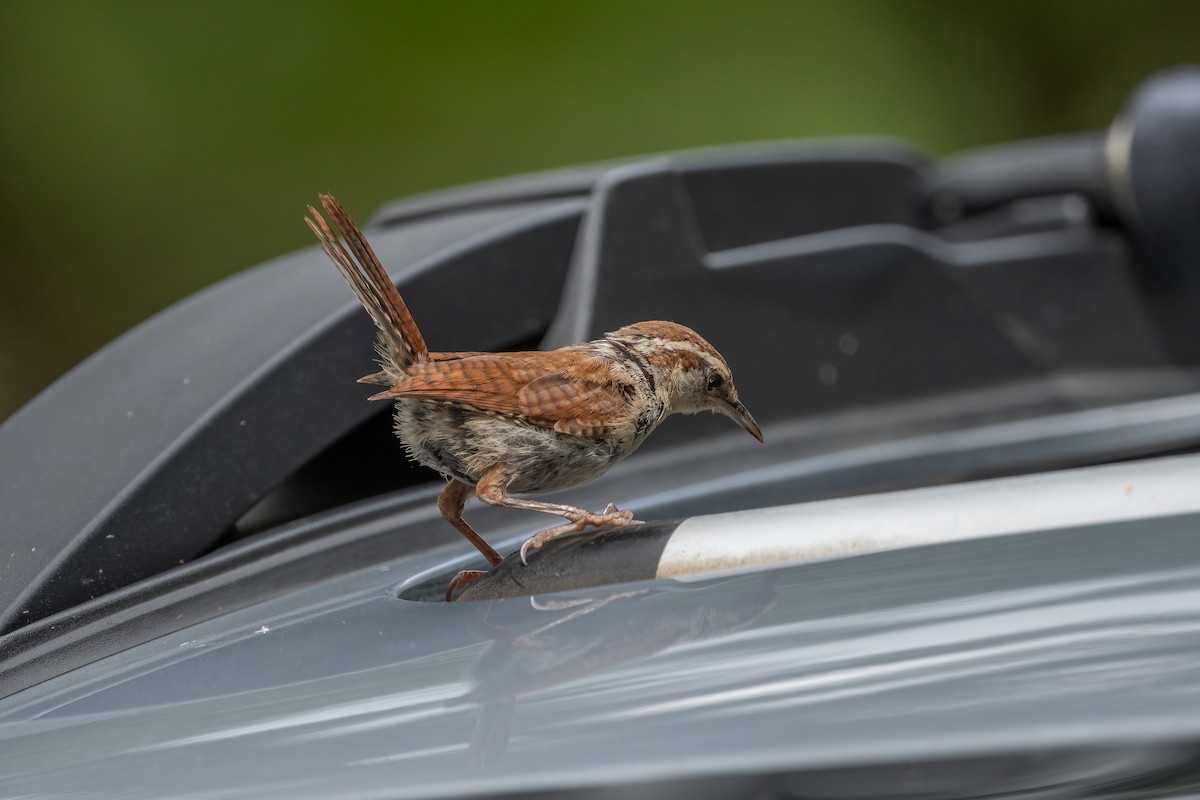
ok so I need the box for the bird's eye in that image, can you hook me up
[706,371,725,390]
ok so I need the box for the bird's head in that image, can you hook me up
[607,321,762,442]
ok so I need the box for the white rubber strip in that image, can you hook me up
[659,452,1200,580]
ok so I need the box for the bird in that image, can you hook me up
[306,194,762,599]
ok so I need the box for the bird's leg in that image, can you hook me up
[439,479,504,565]
[439,479,503,601]
[475,467,643,565]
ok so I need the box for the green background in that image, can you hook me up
[1,1,1197,420]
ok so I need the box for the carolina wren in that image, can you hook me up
[306,194,762,599]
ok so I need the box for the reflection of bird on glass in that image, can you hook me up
[463,577,778,767]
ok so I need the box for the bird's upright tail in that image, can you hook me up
[306,194,428,385]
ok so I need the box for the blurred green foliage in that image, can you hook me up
[0,0,1197,420]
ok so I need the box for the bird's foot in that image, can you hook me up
[445,569,489,601]
[598,502,638,523]
[594,503,644,529]
[520,504,644,564]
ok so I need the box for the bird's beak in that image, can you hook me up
[717,398,763,442]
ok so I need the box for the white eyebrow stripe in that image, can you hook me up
[651,338,725,366]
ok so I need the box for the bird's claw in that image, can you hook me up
[445,569,488,601]
[519,505,644,565]
[519,535,553,565]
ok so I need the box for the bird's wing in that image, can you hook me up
[369,351,628,438]
[357,352,489,385]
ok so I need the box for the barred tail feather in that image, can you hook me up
[305,194,429,379]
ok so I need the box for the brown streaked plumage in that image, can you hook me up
[306,194,762,599]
